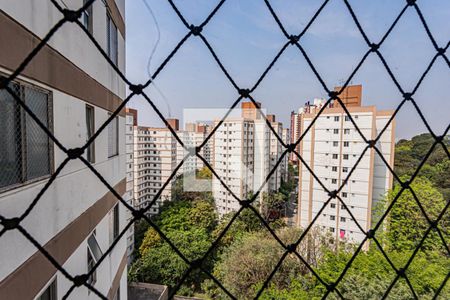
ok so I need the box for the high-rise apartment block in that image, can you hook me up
[290,110,302,163]
[133,125,177,213]
[280,128,290,182]
[0,1,127,299]
[125,108,138,263]
[297,85,395,243]
[213,102,286,216]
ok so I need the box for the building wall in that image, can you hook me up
[0,1,127,298]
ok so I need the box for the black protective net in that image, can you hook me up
[0,0,449,299]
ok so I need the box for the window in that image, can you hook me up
[344,128,350,134]
[330,227,335,233]
[341,217,346,222]
[82,0,93,33]
[87,231,102,286]
[333,141,338,147]
[332,166,337,172]
[37,279,57,300]
[343,141,349,147]
[334,116,339,122]
[345,116,350,121]
[108,114,119,157]
[332,154,338,159]
[106,13,118,65]
[343,154,349,160]
[0,78,52,190]
[330,203,336,208]
[333,128,339,134]
[113,287,121,300]
[343,167,348,173]
[330,215,335,220]
[86,105,95,163]
[113,204,119,239]
[332,179,337,184]
[342,192,348,198]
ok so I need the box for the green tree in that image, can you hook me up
[129,228,212,292]
[384,177,446,252]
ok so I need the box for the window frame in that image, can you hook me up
[0,75,54,193]
[36,277,57,300]
[113,204,119,240]
[85,104,95,163]
[107,113,119,158]
[81,0,94,34]
[106,12,118,66]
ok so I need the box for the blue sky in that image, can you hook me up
[125,0,450,140]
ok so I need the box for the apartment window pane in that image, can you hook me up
[0,83,22,188]
[334,116,339,122]
[87,248,97,285]
[343,154,349,160]
[332,154,338,159]
[0,80,52,190]
[86,105,95,163]
[332,166,337,172]
[107,13,118,65]
[333,129,339,134]
[343,141,349,147]
[113,204,119,239]
[82,0,93,33]
[333,141,338,147]
[87,234,103,262]
[37,279,57,300]
[24,87,50,180]
[108,114,119,157]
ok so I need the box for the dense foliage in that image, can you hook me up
[130,133,449,299]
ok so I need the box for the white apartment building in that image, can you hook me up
[213,118,255,215]
[267,115,283,192]
[125,108,137,264]
[133,126,177,214]
[280,128,290,182]
[0,1,127,299]
[213,102,282,216]
[176,123,213,176]
[297,85,395,244]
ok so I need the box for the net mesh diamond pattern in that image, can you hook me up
[0,0,449,299]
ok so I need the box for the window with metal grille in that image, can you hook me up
[108,113,118,157]
[106,12,118,65]
[0,77,52,190]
